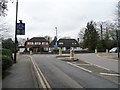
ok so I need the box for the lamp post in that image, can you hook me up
[14,0,18,63]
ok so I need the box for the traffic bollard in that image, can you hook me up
[30,50,32,55]
[70,49,74,60]
[17,50,20,54]
[106,49,108,54]
[59,47,62,56]
[95,49,97,54]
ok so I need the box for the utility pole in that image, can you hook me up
[116,30,120,59]
[14,0,18,63]
[100,24,103,40]
[55,27,58,45]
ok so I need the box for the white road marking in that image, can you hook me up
[29,56,51,89]
[100,73,120,77]
[76,56,111,71]
[92,64,110,71]
[67,62,92,73]
[75,64,91,66]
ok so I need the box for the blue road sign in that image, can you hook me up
[54,45,58,49]
[17,23,25,30]
[17,22,25,35]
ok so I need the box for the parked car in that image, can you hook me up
[109,47,120,53]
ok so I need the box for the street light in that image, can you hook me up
[14,0,18,63]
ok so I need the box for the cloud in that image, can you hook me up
[6,0,118,39]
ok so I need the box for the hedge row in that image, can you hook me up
[2,48,13,73]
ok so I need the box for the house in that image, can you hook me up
[25,37,49,53]
[57,39,80,51]
[18,46,25,53]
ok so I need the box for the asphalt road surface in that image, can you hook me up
[32,54,118,89]
[75,53,118,73]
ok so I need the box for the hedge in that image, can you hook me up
[2,55,13,72]
[2,48,13,72]
[2,48,13,60]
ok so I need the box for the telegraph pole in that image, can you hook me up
[55,27,58,45]
[116,30,120,59]
[14,0,18,63]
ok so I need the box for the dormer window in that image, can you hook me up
[59,42,63,45]
[72,43,77,45]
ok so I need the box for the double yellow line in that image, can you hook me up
[29,55,51,90]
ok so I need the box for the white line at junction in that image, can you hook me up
[67,62,92,73]
[100,73,120,77]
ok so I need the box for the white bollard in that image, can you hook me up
[17,50,20,55]
[59,48,62,56]
[95,49,97,54]
[106,49,108,54]
[30,50,32,55]
[70,49,74,60]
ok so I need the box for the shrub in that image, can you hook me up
[2,48,13,73]
[52,48,58,54]
[2,55,13,72]
[2,48,13,60]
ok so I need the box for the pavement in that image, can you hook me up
[97,53,120,60]
[2,54,38,88]
[75,53,119,73]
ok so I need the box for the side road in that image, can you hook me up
[75,53,119,73]
[2,55,38,88]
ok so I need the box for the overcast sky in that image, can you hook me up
[4,0,119,39]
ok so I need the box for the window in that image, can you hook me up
[59,42,63,45]
[72,43,76,45]
[27,42,33,45]
[42,42,45,45]
[62,47,66,51]
[27,42,30,45]
[38,42,41,45]
[46,42,48,45]
[31,42,34,45]
[35,42,38,45]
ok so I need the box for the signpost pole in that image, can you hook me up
[116,30,120,58]
[14,0,18,63]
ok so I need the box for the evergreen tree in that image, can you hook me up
[83,21,99,51]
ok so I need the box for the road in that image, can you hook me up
[75,53,119,73]
[32,54,118,89]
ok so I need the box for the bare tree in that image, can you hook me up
[0,0,8,17]
[18,38,26,46]
[78,27,85,41]
[0,0,14,39]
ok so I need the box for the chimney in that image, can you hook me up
[27,38,29,41]
[77,38,79,43]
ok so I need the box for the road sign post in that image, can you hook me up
[14,0,18,63]
[116,30,120,58]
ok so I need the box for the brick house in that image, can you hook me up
[25,37,49,53]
